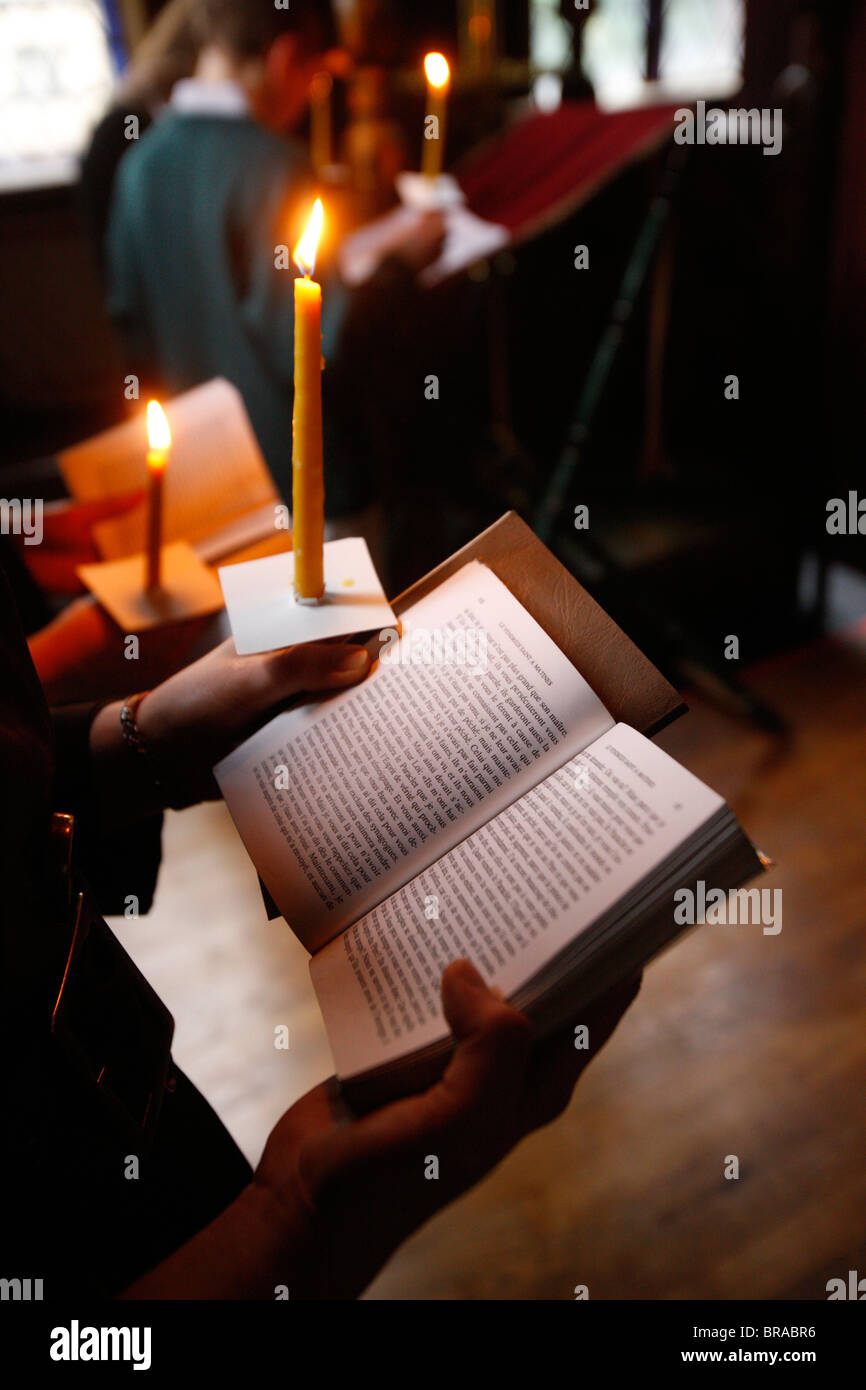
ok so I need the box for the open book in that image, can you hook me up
[58,378,283,567]
[215,515,762,1107]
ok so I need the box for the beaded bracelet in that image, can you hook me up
[119,691,164,794]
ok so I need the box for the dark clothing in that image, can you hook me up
[78,103,153,277]
[1,566,251,1297]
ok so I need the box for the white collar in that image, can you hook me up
[169,78,251,117]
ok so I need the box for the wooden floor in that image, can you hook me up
[110,626,866,1300]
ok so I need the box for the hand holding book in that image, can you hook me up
[124,960,640,1299]
[253,962,641,1301]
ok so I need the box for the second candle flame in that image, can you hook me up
[293,198,324,279]
[146,400,171,453]
[424,52,450,88]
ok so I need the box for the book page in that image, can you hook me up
[216,560,613,952]
[310,723,724,1079]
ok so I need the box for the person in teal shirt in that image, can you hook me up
[106,0,364,515]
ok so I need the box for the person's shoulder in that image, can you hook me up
[112,109,184,188]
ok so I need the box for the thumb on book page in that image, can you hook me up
[439,960,532,1104]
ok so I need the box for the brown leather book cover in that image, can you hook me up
[390,511,685,738]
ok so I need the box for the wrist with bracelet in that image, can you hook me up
[119,691,174,806]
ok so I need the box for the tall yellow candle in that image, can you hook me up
[460,0,495,74]
[310,71,333,174]
[145,400,170,591]
[292,199,325,602]
[422,52,450,179]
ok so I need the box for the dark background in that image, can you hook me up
[1,0,863,669]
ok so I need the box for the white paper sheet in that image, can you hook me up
[218,536,396,655]
[338,203,509,289]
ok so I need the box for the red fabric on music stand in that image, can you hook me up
[458,101,679,243]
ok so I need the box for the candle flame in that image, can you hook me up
[293,198,324,278]
[424,52,450,89]
[146,400,171,451]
